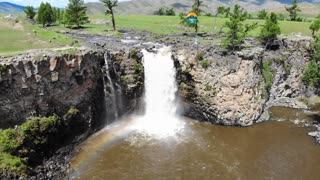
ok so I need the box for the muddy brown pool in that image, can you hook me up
[69,106,320,180]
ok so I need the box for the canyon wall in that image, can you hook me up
[0,49,144,129]
[173,37,315,126]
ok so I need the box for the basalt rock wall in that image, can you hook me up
[0,49,144,130]
[173,37,315,126]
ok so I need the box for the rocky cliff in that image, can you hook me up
[0,48,144,129]
[173,36,315,126]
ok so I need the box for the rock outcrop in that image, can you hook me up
[0,49,144,129]
[173,37,314,126]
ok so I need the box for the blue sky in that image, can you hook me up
[3,0,128,7]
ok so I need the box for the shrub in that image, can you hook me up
[0,64,8,73]
[195,52,205,61]
[201,60,210,69]
[129,48,138,58]
[0,129,22,154]
[0,153,26,174]
[303,60,320,87]
[262,60,273,91]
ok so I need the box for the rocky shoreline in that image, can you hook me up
[1,29,320,178]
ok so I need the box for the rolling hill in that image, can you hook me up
[0,2,25,14]
[86,0,320,16]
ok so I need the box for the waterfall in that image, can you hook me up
[103,53,119,122]
[133,46,184,138]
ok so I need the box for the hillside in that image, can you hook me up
[0,2,25,14]
[86,0,320,15]
[270,2,320,17]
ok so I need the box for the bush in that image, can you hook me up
[195,52,205,61]
[129,48,138,58]
[0,112,81,175]
[0,64,8,73]
[201,60,210,69]
[0,153,26,174]
[0,129,22,154]
[303,60,320,87]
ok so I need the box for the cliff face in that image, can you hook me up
[173,37,314,126]
[0,49,144,129]
[0,52,104,129]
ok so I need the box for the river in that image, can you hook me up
[69,47,320,180]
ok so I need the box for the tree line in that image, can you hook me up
[24,0,118,30]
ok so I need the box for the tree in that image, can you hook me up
[303,36,320,87]
[260,12,281,46]
[37,2,54,27]
[278,13,285,21]
[166,8,176,16]
[159,8,165,15]
[217,6,225,17]
[216,6,230,18]
[224,7,231,18]
[24,6,36,20]
[100,0,118,31]
[223,4,257,50]
[310,15,320,38]
[65,0,88,28]
[52,7,62,24]
[192,0,206,16]
[257,9,268,19]
[285,0,301,21]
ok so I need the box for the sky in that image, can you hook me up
[3,0,128,8]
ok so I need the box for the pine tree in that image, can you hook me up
[65,0,88,28]
[223,4,257,50]
[192,0,206,16]
[260,13,281,46]
[285,0,301,21]
[24,6,36,20]
[100,0,118,31]
[37,2,54,27]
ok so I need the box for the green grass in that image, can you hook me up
[0,16,76,54]
[0,15,314,54]
[86,15,312,36]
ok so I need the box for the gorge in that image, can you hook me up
[1,33,320,179]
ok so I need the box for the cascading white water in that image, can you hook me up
[103,53,119,121]
[132,47,184,138]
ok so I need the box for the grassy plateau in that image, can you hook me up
[0,14,314,54]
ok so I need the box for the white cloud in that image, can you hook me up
[5,0,127,8]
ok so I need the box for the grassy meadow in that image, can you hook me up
[0,15,75,54]
[88,15,313,36]
[0,14,314,54]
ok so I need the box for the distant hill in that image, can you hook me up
[0,2,25,14]
[270,2,320,17]
[86,0,320,16]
